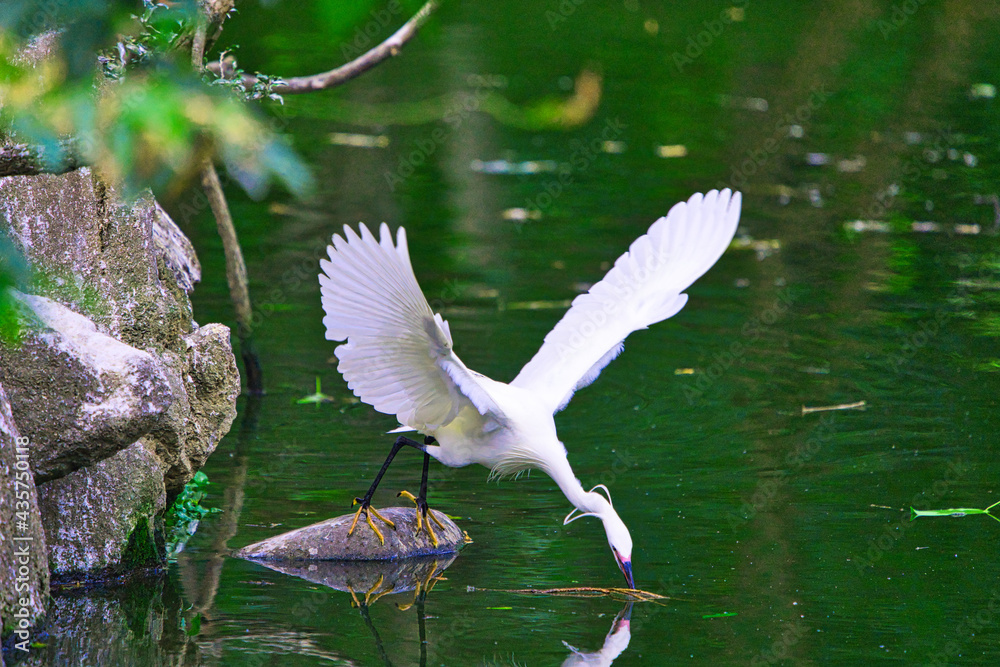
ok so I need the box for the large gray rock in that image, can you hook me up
[0,169,237,495]
[0,167,239,577]
[36,442,166,575]
[235,507,470,561]
[152,201,201,294]
[0,382,48,647]
[3,292,172,483]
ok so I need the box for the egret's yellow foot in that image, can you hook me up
[397,490,447,548]
[348,498,396,545]
[398,562,447,610]
[347,575,391,607]
[364,574,388,606]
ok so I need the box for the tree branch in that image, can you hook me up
[199,156,265,394]
[209,0,439,95]
[174,0,236,60]
[191,19,209,68]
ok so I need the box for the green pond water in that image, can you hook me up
[26,1,1000,665]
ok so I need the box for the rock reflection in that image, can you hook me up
[245,554,455,607]
[351,555,456,667]
[14,571,201,666]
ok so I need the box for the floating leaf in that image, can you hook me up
[911,500,1000,523]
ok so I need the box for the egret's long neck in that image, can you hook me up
[544,451,602,514]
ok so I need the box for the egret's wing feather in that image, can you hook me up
[319,223,499,431]
[512,189,742,413]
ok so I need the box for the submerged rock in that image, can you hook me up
[23,571,200,665]
[235,507,469,561]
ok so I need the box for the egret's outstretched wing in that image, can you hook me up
[319,223,500,432]
[511,189,742,413]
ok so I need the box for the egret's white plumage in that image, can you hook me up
[319,189,742,587]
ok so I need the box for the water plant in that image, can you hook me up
[164,471,220,559]
[910,500,1000,523]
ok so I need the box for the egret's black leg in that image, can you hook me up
[348,436,428,544]
[356,436,427,506]
[398,437,446,546]
[400,452,433,529]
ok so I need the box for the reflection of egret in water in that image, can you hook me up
[561,604,633,667]
[234,551,646,665]
[351,558,449,667]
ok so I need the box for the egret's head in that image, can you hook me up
[564,484,634,589]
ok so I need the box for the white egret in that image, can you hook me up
[319,189,742,588]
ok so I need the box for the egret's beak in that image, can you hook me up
[612,602,634,633]
[615,551,634,589]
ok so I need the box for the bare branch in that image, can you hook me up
[209,0,439,95]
